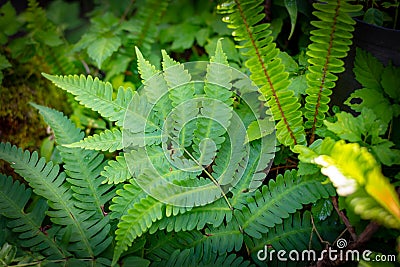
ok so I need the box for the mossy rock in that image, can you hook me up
[0,55,71,153]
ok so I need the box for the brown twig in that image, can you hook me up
[313,221,380,267]
[269,164,297,172]
[264,0,272,22]
[332,196,357,241]
[119,0,135,24]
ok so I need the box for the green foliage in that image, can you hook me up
[345,48,400,125]
[66,128,123,152]
[235,170,335,239]
[0,174,67,259]
[304,1,362,133]
[219,0,306,148]
[295,138,400,229]
[2,0,400,266]
[42,73,134,127]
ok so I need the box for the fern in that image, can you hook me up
[0,174,67,259]
[146,230,253,267]
[305,0,362,140]
[219,0,306,148]
[32,104,115,218]
[31,104,115,256]
[126,0,169,56]
[149,198,232,233]
[42,73,134,127]
[247,211,344,264]
[235,170,335,239]
[0,143,96,257]
[101,154,132,184]
[113,195,164,266]
[66,128,123,152]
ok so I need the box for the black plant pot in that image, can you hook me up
[332,18,400,112]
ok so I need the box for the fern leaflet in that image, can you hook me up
[0,143,95,257]
[32,104,114,256]
[0,174,67,259]
[235,170,335,239]
[42,73,134,127]
[65,128,123,152]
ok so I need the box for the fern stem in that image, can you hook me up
[234,0,298,146]
[182,146,233,211]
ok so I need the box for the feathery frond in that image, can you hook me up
[219,0,306,148]
[305,0,362,140]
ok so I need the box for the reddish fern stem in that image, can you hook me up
[309,1,341,144]
[234,0,297,145]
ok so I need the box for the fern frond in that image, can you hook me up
[145,230,192,262]
[126,0,169,55]
[42,74,134,127]
[160,248,254,267]
[32,104,115,213]
[0,174,67,259]
[305,0,362,139]
[230,137,275,207]
[101,154,131,184]
[192,41,234,161]
[112,195,164,265]
[135,47,160,82]
[160,50,198,152]
[219,0,306,148]
[247,211,343,265]
[32,104,114,255]
[149,198,232,233]
[235,170,335,238]
[109,179,146,220]
[136,47,171,128]
[147,229,248,266]
[65,128,123,152]
[0,143,95,257]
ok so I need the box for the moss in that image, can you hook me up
[0,55,71,150]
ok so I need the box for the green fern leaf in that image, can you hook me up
[145,230,193,262]
[32,104,115,214]
[101,154,132,184]
[65,128,123,152]
[125,0,169,55]
[112,195,164,265]
[136,47,160,82]
[161,50,198,152]
[192,41,234,161]
[219,0,306,148]
[147,230,251,267]
[247,211,343,264]
[109,179,146,220]
[42,73,134,127]
[150,198,232,233]
[304,0,362,137]
[235,170,335,239]
[230,137,275,207]
[0,174,67,259]
[31,104,114,255]
[0,143,96,257]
